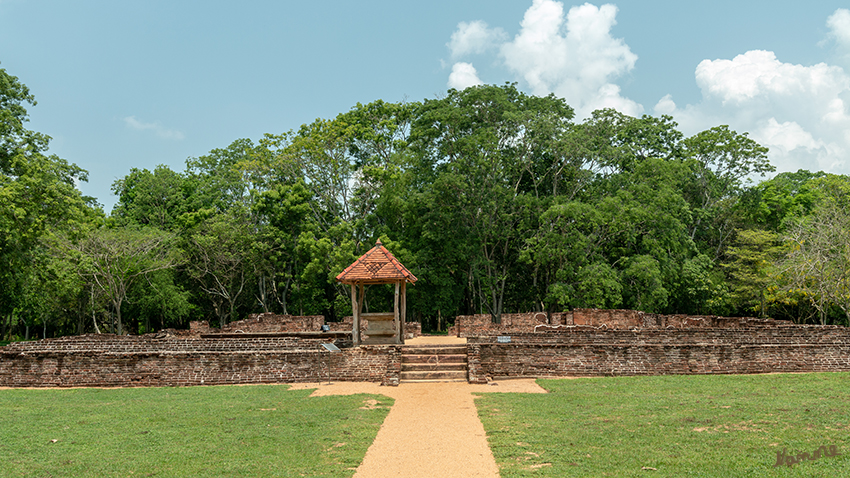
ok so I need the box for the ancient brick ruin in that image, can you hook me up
[1,309,848,388]
[449,309,792,336]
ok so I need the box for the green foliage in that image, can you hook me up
[111,165,191,231]
[0,64,98,338]
[722,229,783,317]
[10,65,850,334]
[56,226,182,334]
[777,196,850,325]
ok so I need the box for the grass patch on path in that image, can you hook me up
[477,373,850,477]
[0,385,392,477]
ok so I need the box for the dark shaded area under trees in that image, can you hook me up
[3,66,850,340]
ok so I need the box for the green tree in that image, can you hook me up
[778,202,850,325]
[411,83,574,322]
[1,64,96,336]
[185,213,254,325]
[111,165,191,231]
[60,227,181,335]
[722,229,783,317]
[683,125,773,258]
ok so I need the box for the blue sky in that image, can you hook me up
[1,1,849,211]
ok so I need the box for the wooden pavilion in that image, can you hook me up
[336,240,417,346]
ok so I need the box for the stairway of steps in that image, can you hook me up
[400,345,468,382]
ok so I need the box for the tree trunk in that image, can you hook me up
[115,301,123,335]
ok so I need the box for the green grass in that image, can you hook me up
[0,385,392,477]
[476,373,850,477]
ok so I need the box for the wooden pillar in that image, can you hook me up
[400,282,407,345]
[351,284,360,346]
[358,283,364,345]
[394,282,400,344]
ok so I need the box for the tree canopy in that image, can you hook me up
[4,73,850,341]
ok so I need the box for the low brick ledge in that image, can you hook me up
[199,331,351,339]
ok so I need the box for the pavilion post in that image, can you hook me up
[400,282,407,344]
[351,284,360,346]
[394,282,400,344]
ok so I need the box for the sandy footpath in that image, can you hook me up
[291,379,546,478]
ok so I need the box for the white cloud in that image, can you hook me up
[500,0,640,118]
[445,4,850,176]
[446,0,640,118]
[827,8,850,51]
[123,116,185,140]
[447,62,483,90]
[658,45,850,175]
[654,94,677,115]
[448,20,507,59]
[694,50,847,106]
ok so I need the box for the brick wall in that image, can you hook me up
[0,335,399,388]
[466,326,850,381]
[220,314,326,333]
[449,312,549,337]
[4,320,845,388]
[451,309,791,336]
[191,314,421,339]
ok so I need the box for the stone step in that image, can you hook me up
[399,370,468,381]
[402,363,467,372]
[361,336,400,345]
[401,354,466,364]
[401,346,466,355]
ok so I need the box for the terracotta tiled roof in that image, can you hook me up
[336,240,418,284]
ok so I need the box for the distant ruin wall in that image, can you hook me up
[449,309,791,336]
[198,313,422,339]
[0,334,398,388]
[466,326,850,381]
[449,312,549,337]
[338,316,422,339]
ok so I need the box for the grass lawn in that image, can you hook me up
[476,373,850,477]
[0,385,392,477]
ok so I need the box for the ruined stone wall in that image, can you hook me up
[0,335,399,388]
[450,309,791,336]
[191,314,421,339]
[466,326,850,381]
[448,312,549,337]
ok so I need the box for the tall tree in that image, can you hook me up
[683,125,773,258]
[184,213,254,326]
[411,83,574,322]
[1,64,96,333]
[60,227,181,334]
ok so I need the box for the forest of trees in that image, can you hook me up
[3,65,850,341]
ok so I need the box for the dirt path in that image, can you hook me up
[291,379,546,478]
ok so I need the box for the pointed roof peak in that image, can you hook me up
[336,240,417,285]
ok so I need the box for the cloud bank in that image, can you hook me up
[446,2,850,175]
[658,48,850,173]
